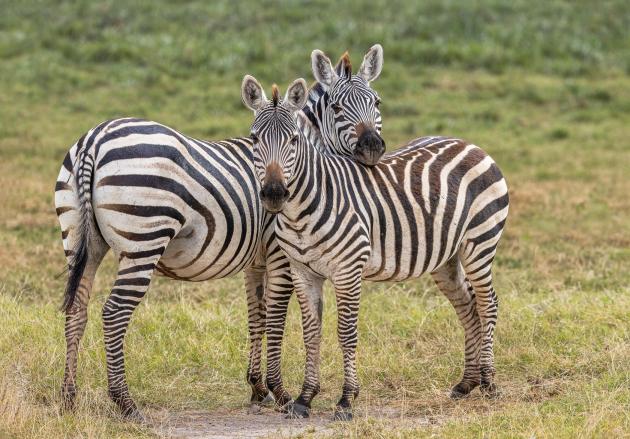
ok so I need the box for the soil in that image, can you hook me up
[148,405,435,438]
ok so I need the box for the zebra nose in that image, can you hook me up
[259,186,289,200]
[259,181,290,213]
[355,129,385,166]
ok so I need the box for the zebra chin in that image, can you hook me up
[354,148,385,166]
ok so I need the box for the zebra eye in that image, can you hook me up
[290,135,298,146]
[250,133,259,143]
[375,98,381,108]
[331,103,342,113]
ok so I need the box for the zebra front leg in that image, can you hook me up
[431,255,482,398]
[244,267,273,406]
[463,248,500,398]
[103,254,161,421]
[286,264,324,419]
[264,261,295,410]
[61,244,107,411]
[331,272,363,421]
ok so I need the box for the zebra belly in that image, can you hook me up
[93,174,261,282]
[361,243,452,282]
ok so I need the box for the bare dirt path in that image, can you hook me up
[148,405,435,438]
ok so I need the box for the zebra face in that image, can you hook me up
[242,75,309,213]
[312,45,385,166]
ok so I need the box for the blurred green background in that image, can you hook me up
[1,1,629,438]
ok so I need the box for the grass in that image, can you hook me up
[1,0,629,437]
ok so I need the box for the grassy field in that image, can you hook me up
[1,0,629,437]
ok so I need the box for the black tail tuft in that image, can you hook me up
[61,234,89,313]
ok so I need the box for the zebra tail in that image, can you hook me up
[61,146,96,313]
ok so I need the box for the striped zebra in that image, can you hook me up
[54,46,386,420]
[242,65,509,420]
[54,119,285,420]
[303,46,385,165]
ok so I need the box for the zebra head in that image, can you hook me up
[241,75,309,213]
[311,44,385,166]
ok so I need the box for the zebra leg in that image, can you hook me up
[431,255,482,398]
[244,267,273,406]
[264,262,295,410]
[61,242,108,411]
[331,273,362,422]
[103,253,162,421]
[462,246,500,398]
[285,264,324,419]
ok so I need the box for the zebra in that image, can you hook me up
[303,46,385,166]
[55,119,284,420]
[54,46,386,420]
[242,66,509,420]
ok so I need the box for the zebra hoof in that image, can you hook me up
[121,406,146,423]
[60,387,77,412]
[450,381,478,399]
[285,402,310,419]
[248,392,275,414]
[273,391,294,412]
[333,407,353,421]
[480,382,500,399]
[260,391,275,405]
[276,398,294,414]
[250,391,275,408]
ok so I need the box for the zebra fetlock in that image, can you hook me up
[266,378,293,409]
[108,385,143,421]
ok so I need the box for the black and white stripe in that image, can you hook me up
[55,118,295,418]
[244,73,509,421]
[57,45,388,420]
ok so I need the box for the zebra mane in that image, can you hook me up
[338,51,352,78]
[296,110,325,153]
[271,84,280,107]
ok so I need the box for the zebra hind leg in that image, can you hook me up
[244,268,274,407]
[461,245,500,399]
[431,254,482,399]
[103,253,162,421]
[61,238,108,411]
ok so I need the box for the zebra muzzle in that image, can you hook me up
[260,182,290,213]
[355,128,385,166]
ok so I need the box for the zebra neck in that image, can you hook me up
[296,111,325,153]
[284,124,327,220]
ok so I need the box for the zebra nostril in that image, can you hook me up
[283,188,290,198]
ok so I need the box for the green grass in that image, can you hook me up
[1,0,629,437]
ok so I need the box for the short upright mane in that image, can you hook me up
[271,84,280,107]
[339,51,352,77]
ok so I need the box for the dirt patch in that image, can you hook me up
[149,407,332,439]
[148,405,435,438]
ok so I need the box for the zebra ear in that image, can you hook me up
[358,44,383,83]
[241,75,267,112]
[311,49,338,90]
[284,78,309,112]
